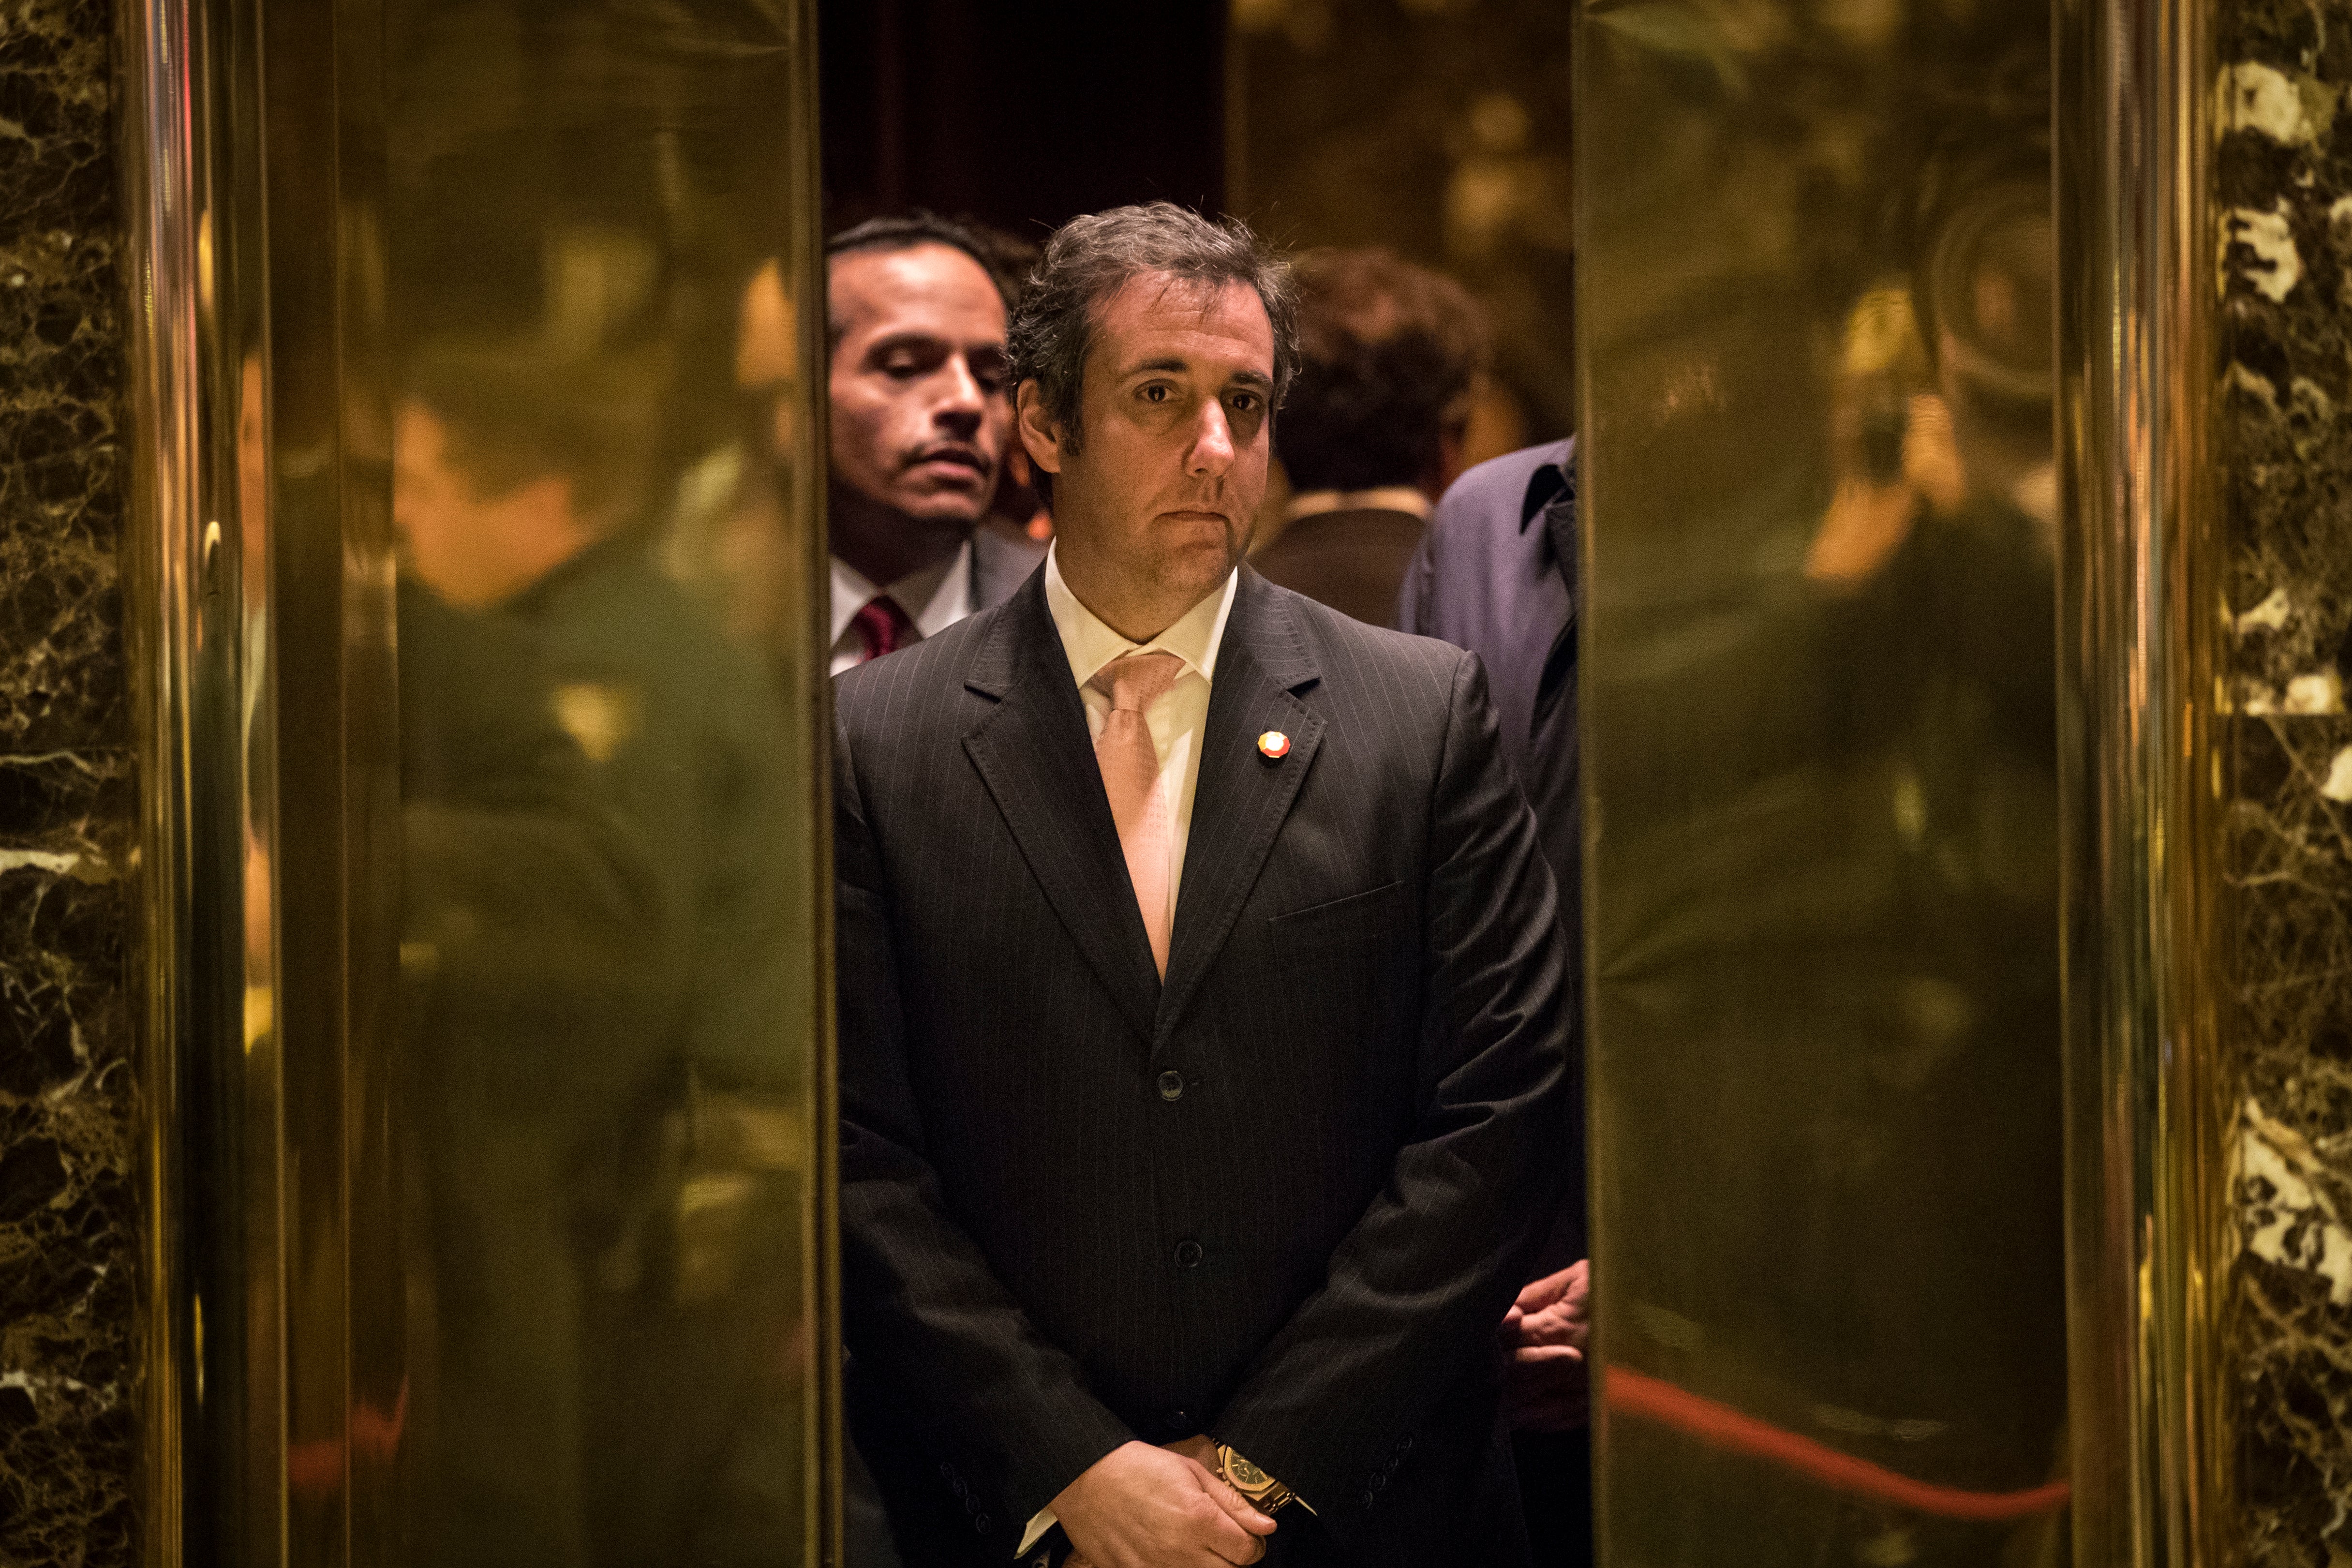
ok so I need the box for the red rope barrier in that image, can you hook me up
[1603,1366,2070,1523]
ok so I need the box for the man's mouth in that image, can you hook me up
[909,446,987,479]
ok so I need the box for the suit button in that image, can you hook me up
[1174,1239,1205,1269]
[1167,1408,1194,1434]
[975,1514,992,1535]
[1157,1070,1185,1101]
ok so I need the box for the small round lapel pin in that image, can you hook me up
[1257,730,1291,760]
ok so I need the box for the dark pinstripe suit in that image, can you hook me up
[834,565,1574,1566]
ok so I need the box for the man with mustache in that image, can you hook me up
[827,214,1044,674]
[834,203,1574,1568]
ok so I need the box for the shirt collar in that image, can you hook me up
[1284,485,1433,523]
[1518,439,1578,533]
[1043,541,1238,692]
[829,538,973,647]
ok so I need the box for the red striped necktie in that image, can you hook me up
[852,595,917,662]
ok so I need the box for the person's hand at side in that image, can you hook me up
[1499,1259,1591,1431]
[1052,1439,1276,1567]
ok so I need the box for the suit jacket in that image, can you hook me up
[972,523,1049,612]
[1397,439,1583,1271]
[834,564,1574,1565]
[1250,506,1426,628]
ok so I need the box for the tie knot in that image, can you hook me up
[852,595,916,662]
[1087,650,1184,714]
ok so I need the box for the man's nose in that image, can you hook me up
[932,355,987,434]
[1187,400,1236,477]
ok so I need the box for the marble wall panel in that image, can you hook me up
[0,0,141,1564]
[2216,1,2352,1562]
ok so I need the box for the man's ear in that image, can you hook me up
[1015,379,1064,477]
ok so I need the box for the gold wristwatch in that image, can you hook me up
[1214,1444,1297,1512]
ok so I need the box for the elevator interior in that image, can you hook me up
[106,0,2241,1561]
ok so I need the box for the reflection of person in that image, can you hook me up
[1397,437,1592,1568]
[1253,249,1488,627]
[826,215,1045,673]
[395,577,666,1566]
[393,340,804,1568]
[835,203,1574,1568]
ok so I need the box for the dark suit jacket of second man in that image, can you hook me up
[834,563,1575,1565]
[1398,437,1580,1269]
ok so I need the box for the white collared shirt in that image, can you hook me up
[1043,541,1238,930]
[828,539,976,675]
[1016,547,1238,1560]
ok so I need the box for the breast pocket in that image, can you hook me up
[1266,880,1407,949]
[1239,880,1416,1124]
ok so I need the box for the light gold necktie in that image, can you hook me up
[1087,651,1184,977]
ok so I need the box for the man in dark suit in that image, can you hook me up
[835,202,1574,1568]
[827,214,1045,673]
[1250,249,1487,627]
[1397,439,1592,1568]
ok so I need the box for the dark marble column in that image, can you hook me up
[2216,2,2352,1562]
[0,0,142,1564]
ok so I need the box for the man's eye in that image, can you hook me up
[1140,384,1171,403]
[1229,392,1260,414]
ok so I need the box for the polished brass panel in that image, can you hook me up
[120,0,202,1556]
[2053,0,2224,1556]
[127,0,835,1561]
[377,0,834,1562]
[1576,0,2069,1562]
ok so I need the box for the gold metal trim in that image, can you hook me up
[119,0,200,1556]
[2054,0,2225,1556]
[786,4,846,1559]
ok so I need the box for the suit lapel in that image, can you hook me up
[961,579,1162,1045]
[1154,571,1324,1051]
[1489,472,1576,769]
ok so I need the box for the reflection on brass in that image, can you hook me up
[1578,0,2069,1561]
[127,0,834,1561]
[121,0,201,1557]
[381,0,834,1563]
[2054,0,2226,1556]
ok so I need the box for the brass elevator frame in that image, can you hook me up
[109,0,2237,1557]
[119,0,840,1561]
[124,0,395,1558]
[2055,0,2227,1558]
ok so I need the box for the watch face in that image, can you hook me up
[1226,1455,1269,1490]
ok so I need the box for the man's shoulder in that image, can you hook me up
[1427,438,1575,547]
[833,589,1011,724]
[970,526,1048,609]
[1259,573,1471,689]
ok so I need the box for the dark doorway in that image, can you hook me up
[819,0,1228,238]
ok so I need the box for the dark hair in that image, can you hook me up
[1006,203,1298,502]
[1274,248,1489,493]
[402,336,669,530]
[826,212,1019,323]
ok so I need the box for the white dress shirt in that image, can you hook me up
[828,539,975,675]
[1044,542,1237,931]
[1018,544,1238,1557]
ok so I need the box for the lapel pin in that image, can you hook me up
[1257,730,1291,760]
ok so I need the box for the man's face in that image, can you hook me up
[827,242,1010,532]
[393,403,574,609]
[1023,273,1275,612]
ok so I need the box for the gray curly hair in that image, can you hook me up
[1007,203,1298,501]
